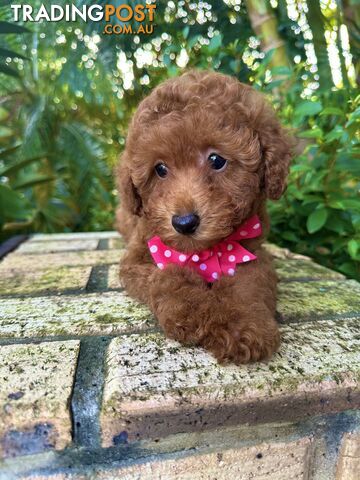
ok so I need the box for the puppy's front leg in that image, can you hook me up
[200,249,280,364]
[148,264,217,344]
[120,250,215,343]
[121,247,279,364]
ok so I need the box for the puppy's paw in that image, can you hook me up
[202,317,280,364]
[149,267,214,344]
[156,301,212,345]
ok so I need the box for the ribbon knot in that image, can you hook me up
[148,215,262,282]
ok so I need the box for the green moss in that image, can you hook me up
[0,266,89,295]
[275,258,345,280]
[278,280,360,321]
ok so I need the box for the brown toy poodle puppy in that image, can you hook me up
[116,70,291,364]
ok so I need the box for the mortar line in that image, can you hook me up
[0,235,28,260]
[1,275,357,300]
[70,336,111,449]
[0,327,161,346]
[85,264,111,292]
[0,313,359,347]
[0,287,124,300]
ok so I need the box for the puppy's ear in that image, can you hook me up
[259,112,292,200]
[117,160,142,216]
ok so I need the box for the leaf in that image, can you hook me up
[13,175,56,190]
[320,107,344,116]
[187,35,200,49]
[0,21,30,34]
[0,155,46,177]
[291,164,312,172]
[0,107,9,121]
[0,47,27,60]
[0,144,21,161]
[264,79,285,91]
[307,208,328,233]
[0,64,19,77]
[0,184,32,221]
[183,26,189,39]
[324,126,345,142]
[270,66,292,77]
[162,53,171,67]
[298,128,323,139]
[336,151,360,175]
[294,101,322,118]
[348,239,359,259]
[346,106,360,127]
[208,34,222,53]
[338,261,358,278]
[0,126,14,137]
[329,199,360,212]
[282,231,298,241]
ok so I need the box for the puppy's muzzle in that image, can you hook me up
[172,213,200,235]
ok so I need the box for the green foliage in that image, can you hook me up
[0,14,116,239]
[267,86,360,280]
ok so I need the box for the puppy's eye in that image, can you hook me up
[154,163,168,178]
[208,153,227,171]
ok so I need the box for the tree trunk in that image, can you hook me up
[340,0,360,85]
[335,10,351,89]
[245,0,290,68]
[306,1,333,90]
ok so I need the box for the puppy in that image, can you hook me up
[116,70,291,364]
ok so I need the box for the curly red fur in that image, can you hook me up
[116,70,292,364]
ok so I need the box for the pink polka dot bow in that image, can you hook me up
[148,215,262,283]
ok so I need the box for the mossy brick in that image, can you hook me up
[20,475,86,480]
[0,292,156,338]
[274,258,345,280]
[100,317,360,444]
[0,266,92,296]
[109,259,344,289]
[277,280,360,321]
[16,239,99,254]
[28,231,120,242]
[0,341,79,458]
[0,250,123,271]
[110,260,344,290]
[94,437,312,480]
[336,433,360,480]
[108,264,123,289]
[0,277,359,338]
[264,243,311,261]
[108,237,126,250]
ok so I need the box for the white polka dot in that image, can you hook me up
[212,272,218,279]
[228,255,236,262]
[242,255,250,262]
[200,263,207,271]
[192,254,199,262]
[217,252,222,257]
[164,250,172,258]
[227,244,233,251]
[157,263,164,269]
[179,254,187,262]
[150,245,158,253]
[228,268,235,276]
[253,223,260,230]
[240,230,248,236]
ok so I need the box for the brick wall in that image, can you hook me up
[0,232,359,479]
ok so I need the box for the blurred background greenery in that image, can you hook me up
[0,0,359,279]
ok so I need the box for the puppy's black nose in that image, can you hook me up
[172,213,200,235]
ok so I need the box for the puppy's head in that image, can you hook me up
[119,70,291,252]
